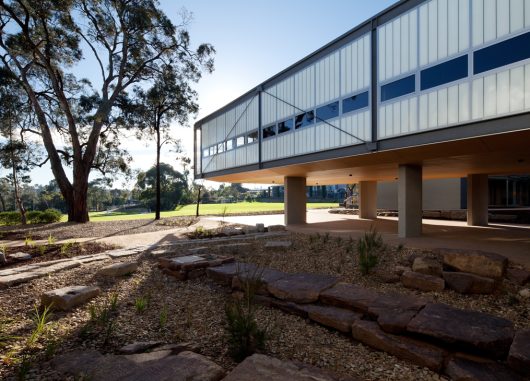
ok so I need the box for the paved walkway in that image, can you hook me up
[210,209,530,269]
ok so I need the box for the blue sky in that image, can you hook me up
[26,0,396,187]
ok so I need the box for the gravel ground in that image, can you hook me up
[0,217,198,241]
[0,231,527,380]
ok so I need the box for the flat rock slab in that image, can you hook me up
[268,273,339,303]
[445,356,524,381]
[52,349,225,381]
[98,262,138,277]
[217,243,252,255]
[207,262,257,286]
[107,248,143,259]
[407,303,514,359]
[508,329,530,376]
[319,283,379,313]
[119,341,164,354]
[367,292,427,319]
[443,271,495,294]
[75,253,110,264]
[0,272,42,288]
[8,252,32,260]
[506,268,530,285]
[32,261,81,275]
[440,248,507,279]
[222,353,358,381]
[351,320,446,372]
[41,285,101,311]
[401,271,445,292]
[412,257,443,277]
[232,268,287,295]
[188,247,209,255]
[264,241,292,249]
[303,304,361,333]
[377,309,418,334]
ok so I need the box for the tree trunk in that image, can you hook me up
[195,186,201,217]
[155,120,161,220]
[0,192,5,211]
[67,171,90,223]
[9,126,26,225]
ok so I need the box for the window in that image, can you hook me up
[247,130,258,143]
[316,101,339,122]
[262,125,276,139]
[209,146,216,156]
[278,118,293,134]
[343,91,369,114]
[474,31,530,74]
[226,139,234,151]
[217,142,225,153]
[380,75,415,102]
[236,135,245,147]
[295,110,315,129]
[203,148,209,157]
[421,55,468,90]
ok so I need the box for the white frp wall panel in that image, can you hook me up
[273,77,295,121]
[295,65,315,111]
[262,139,276,162]
[316,52,340,105]
[341,34,370,95]
[340,110,370,146]
[316,117,341,151]
[419,0,469,67]
[473,0,529,47]
[275,133,295,159]
[262,90,277,125]
[294,126,316,155]
[379,9,418,82]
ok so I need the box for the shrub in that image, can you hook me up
[0,212,21,225]
[357,227,385,275]
[225,265,268,362]
[27,209,62,224]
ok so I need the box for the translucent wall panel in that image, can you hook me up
[294,126,316,155]
[274,77,295,121]
[316,51,340,105]
[341,34,370,95]
[275,133,295,159]
[378,9,418,82]
[315,117,341,151]
[295,65,315,111]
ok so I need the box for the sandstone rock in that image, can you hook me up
[264,240,292,249]
[367,292,427,319]
[303,304,361,333]
[375,271,400,284]
[440,248,507,279]
[166,255,205,270]
[8,252,32,261]
[351,320,446,372]
[506,268,530,285]
[187,268,206,279]
[217,243,252,255]
[377,310,418,334]
[443,271,495,294]
[267,224,286,232]
[255,223,265,232]
[393,265,410,276]
[445,355,523,381]
[519,288,530,298]
[188,247,209,255]
[222,353,357,381]
[401,271,445,292]
[206,262,257,286]
[319,283,379,313]
[267,273,339,303]
[53,349,225,381]
[41,286,101,311]
[508,329,530,376]
[407,303,514,359]
[107,249,139,259]
[412,257,442,277]
[232,268,287,295]
[162,268,187,281]
[0,272,42,288]
[119,341,164,354]
[97,262,138,277]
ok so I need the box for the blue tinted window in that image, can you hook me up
[236,136,245,146]
[278,119,293,134]
[226,139,234,150]
[343,91,369,114]
[421,55,468,90]
[316,101,339,121]
[203,148,209,157]
[381,75,415,102]
[474,31,530,74]
[247,130,258,143]
[262,125,276,139]
[295,110,315,129]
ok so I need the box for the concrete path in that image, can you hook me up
[209,209,530,269]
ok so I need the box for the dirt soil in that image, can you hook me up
[0,217,198,241]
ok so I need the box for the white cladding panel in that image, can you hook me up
[316,51,340,105]
[341,34,371,95]
[295,65,315,111]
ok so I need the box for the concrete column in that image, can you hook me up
[359,181,377,219]
[398,164,423,238]
[467,174,489,226]
[284,177,306,225]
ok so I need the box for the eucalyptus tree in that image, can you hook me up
[0,0,214,222]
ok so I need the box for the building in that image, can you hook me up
[194,0,530,237]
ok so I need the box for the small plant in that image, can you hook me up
[357,227,385,275]
[84,294,119,347]
[24,235,35,248]
[16,355,31,381]
[27,304,53,347]
[159,305,168,329]
[37,245,46,256]
[220,205,229,225]
[60,240,75,256]
[47,234,56,245]
[135,296,149,313]
[225,264,268,361]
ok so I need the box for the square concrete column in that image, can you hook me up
[398,165,423,238]
[284,177,307,225]
[359,181,377,219]
[467,174,489,226]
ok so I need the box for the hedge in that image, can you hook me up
[0,208,62,225]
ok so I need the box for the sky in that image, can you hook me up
[25,0,397,188]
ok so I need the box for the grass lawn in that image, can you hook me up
[80,201,339,222]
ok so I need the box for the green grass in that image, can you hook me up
[68,202,338,222]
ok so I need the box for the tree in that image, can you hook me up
[0,1,214,222]
[135,163,189,211]
[130,66,199,220]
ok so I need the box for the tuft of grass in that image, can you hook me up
[159,305,168,329]
[60,241,76,256]
[357,226,385,276]
[37,245,46,256]
[47,234,56,245]
[24,235,35,248]
[83,294,119,347]
[27,304,53,347]
[134,296,149,313]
